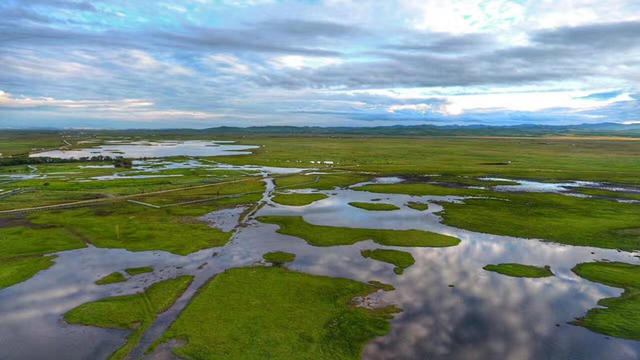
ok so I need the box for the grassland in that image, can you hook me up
[0,255,57,291]
[272,193,327,206]
[571,262,640,340]
[65,275,193,360]
[263,251,296,265]
[222,136,640,186]
[258,216,460,247]
[577,188,640,202]
[125,266,153,275]
[355,183,487,197]
[407,202,429,211]
[438,193,640,251]
[274,173,371,190]
[0,178,263,256]
[95,272,127,285]
[483,263,553,278]
[0,161,262,211]
[348,202,400,211]
[156,266,399,360]
[361,249,415,275]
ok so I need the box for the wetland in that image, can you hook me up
[1,135,640,360]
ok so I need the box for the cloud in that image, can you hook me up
[0,90,153,110]
[204,54,253,75]
[0,0,639,128]
[387,104,432,114]
[112,50,194,76]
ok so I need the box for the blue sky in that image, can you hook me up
[0,0,639,129]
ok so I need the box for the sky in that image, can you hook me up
[0,0,639,129]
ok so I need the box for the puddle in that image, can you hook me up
[29,140,259,159]
[199,207,247,233]
[351,176,405,188]
[1,178,640,360]
[482,177,600,193]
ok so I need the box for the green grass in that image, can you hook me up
[0,225,86,257]
[258,216,460,247]
[263,251,296,264]
[407,202,429,211]
[96,272,127,285]
[19,195,260,255]
[65,275,193,360]
[0,163,263,210]
[275,173,371,190]
[355,183,487,197]
[483,263,553,278]
[221,136,640,186]
[577,188,640,202]
[272,193,327,206]
[571,262,640,340]
[156,266,400,360]
[438,192,640,251]
[348,202,400,211]
[0,255,56,291]
[125,266,153,275]
[361,249,415,275]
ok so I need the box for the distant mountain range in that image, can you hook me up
[8,122,640,137]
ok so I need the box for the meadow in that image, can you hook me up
[1,132,640,359]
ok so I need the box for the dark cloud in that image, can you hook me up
[20,0,97,12]
[385,33,497,53]
[532,20,640,50]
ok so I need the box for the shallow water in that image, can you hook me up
[29,140,258,159]
[1,177,640,360]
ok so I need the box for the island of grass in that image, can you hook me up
[0,255,57,291]
[272,193,327,206]
[258,216,459,247]
[275,173,371,190]
[65,275,193,360]
[407,202,429,211]
[153,266,400,360]
[95,272,127,285]
[361,249,415,275]
[349,202,400,211]
[483,263,553,278]
[438,192,640,251]
[571,261,640,340]
[355,183,488,197]
[263,251,296,265]
[125,266,153,276]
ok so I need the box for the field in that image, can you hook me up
[1,132,640,359]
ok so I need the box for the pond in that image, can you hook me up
[29,140,259,159]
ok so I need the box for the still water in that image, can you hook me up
[0,178,639,360]
[30,140,258,159]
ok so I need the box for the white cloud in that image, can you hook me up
[402,0,640,35]
[0,90,230,122]
[387,104,432,114]
[439,91,634,115]
[269,55,342,70]
[114,50,193,76]
[0,90,153,110]
[205,54,253,75]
